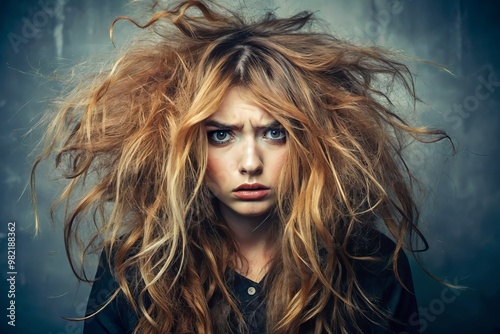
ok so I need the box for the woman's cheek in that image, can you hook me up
[205,157,235,196]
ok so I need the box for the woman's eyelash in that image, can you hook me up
[263,128,286,142]
[206,127,286,144]
[207,130,233,144]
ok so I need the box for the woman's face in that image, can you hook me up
[204,87,288,220]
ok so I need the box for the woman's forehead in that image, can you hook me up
[206,87,277,125]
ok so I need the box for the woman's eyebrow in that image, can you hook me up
[204,120,241,129]
[204,120,281,129]
[262,120,282,128]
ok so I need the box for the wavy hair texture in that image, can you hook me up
[31,1,451,333]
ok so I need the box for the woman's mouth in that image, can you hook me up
[233,183,270,200]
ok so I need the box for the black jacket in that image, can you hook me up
[83,231,420,333]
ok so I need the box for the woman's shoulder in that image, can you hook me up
[349,228,420,333]
[351,227,412,273]
[83,249,139,334]
[350,227,415,294]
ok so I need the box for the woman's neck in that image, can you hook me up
[218,205,274,282]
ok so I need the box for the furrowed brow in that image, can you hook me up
[258,120,282,129]
[204,120,242,130]
[204,119,282,129]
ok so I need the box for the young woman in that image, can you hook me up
[32,0,450,333]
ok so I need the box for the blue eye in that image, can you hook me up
[264,128,286,142]
[208,130,232,144]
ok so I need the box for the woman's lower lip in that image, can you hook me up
[233,189,269,200]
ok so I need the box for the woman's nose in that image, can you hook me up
[238,140,263,175]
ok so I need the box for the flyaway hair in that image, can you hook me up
[31,1,451,333]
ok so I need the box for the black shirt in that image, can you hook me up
[83,231,420,333]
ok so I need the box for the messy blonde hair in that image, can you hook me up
[32,1,449,333]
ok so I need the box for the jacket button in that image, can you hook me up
[247,287,256,295]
